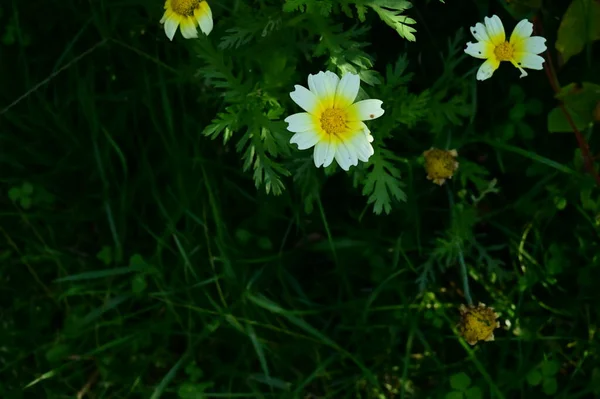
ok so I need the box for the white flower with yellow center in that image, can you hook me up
[160,0,213,41]
[464,15,547,81]
[284,71,384,171]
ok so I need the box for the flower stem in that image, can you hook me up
[457,244,473,306]
[533,15,600,187]
[445,184,474,306]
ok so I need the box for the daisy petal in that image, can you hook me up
[314,139,335,168]
[164,16,180,41]
[290,85,319,114]
[514,36,546,55]
[484,15,505,46]
[334,139,358,171]
[510,19,533,44]
[464,41,494,59]
[160,10,173,23]
[476,58,500,81]
[290,130,320,150]
[285,112,316,133]
[195,1,213,35]
[348,133,374,162]
[348,100,385,121]
[180,18,198,39]
[324,71,340,90]
[470,22,490,42]
[513,53,545,70]
[335,72,360,108]
[308,71,336,108]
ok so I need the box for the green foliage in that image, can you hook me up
[360,146,407,214]
[447,372,482,399]
[547,82,600,133]
[555,0,600,64]
[2,0,600,398]
[526,360,561,395]
[368,0,417,41]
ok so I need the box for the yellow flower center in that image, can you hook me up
[424,148,458,182]
[320,108,347,135]
[494,41,514,61]
[171,0,201,16]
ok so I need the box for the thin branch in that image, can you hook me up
[533,15,600,186]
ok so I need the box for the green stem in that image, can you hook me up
[445,185,473,306]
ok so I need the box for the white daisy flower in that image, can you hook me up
[464,15,547,81]
[160,0,213,41]
[284,71,384,171]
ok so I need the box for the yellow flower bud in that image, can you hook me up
[423,148,459,186]
[458,303,500,345]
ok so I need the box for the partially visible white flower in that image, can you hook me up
[464,15,547,81]
[284,71,384,171]
[160,0,213,41]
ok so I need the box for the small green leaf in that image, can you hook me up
[235,229,252,244]
[177,382,214,398]
[132,274,147,294]
[465,386,482,399]
[257,237,273,250]
[184,362,204,382]
[548,82,600,132]
[553,196,567,210]
[503,123,516,140]
[526,99,543,115]
[547,107,588,133]
[20,197,32,209]
[21,182,34,195]
[509,103,527,121]
[542,377,558,395]
[96,246,113,266]
[129,254,148,269]
[450,372,471,391]
[516,122,534,140]
[526,370,543,386]
[45,344,70,363]
[445,392,464,399]
[542,360,560,376]
[8,187,21,202]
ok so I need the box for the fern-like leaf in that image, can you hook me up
[368,0,416,41]
[362,147,407,214]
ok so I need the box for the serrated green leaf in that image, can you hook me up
[361,148,407,215]
[369,0,417,41]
